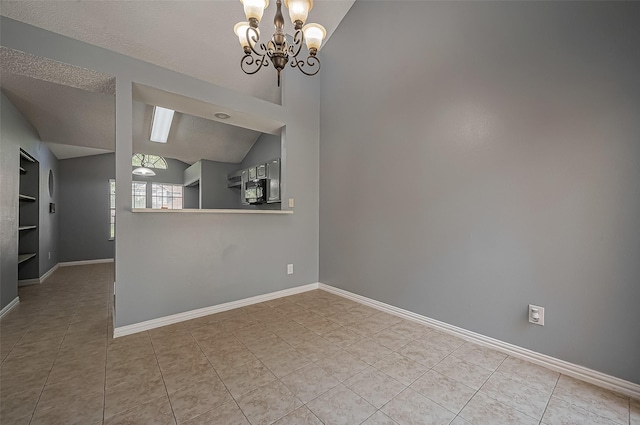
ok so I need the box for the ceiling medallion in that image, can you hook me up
[234,0,326,86]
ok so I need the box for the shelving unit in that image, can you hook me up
[226,170,242,188]
[18,253,37,264]
[18,148,39,280]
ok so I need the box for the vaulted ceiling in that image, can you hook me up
[0,1,355,162]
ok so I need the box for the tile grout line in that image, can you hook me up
[286,301,377,422]
[550,375,632,425]
[365,332,465,423]
[233,304,320,423]
[537,372,561,425]
[27,292,74,425]
[304,297,411,423]
[148,331,179,425]
[187,317,255,425]
[447,350,508,425]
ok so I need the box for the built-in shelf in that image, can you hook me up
[19,194,36,202]
[18,253,37,264]
[227,180,242,189]
[19,148,39,280]
[19,150,36,163]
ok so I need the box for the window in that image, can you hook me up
[109,180,115,239]
[132,182,147,208]
[151,183,183,209]
[109,180,149,239]
[132,153,167,169]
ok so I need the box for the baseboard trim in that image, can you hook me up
[40,263,59,282]
[18,264,59,287]
[0,297,20,319]
[114,283,319,338]
[59,258,114,267]
[318,283,640,399]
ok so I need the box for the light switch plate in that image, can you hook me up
[288,198,295,208]
[529,304,545,326]
[287,264,294,274]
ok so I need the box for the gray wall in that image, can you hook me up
[183,160,201,208]
[183,185,198,210]
[1,92,59,308]
[319,2,640,384]
[1,17,319,328]
[58,153,115,262]
[37,141,59,277]
[58,155,196,261]
[200,160,240,209]
[241,133,281,169]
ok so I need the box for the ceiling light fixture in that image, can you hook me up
[132,153,158,176]
[235,0,326,86]
[150,106,175,143]
[132,166,156,177]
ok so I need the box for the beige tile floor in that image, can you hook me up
[1,264,638,425]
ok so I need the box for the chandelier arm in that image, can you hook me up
[246,27,269,57]
[288,29,305,59]
[291,55,321,76]
[241,53,269,75]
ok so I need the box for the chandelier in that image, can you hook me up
[234,0,326,86]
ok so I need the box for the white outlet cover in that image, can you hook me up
[529,304,545,326]
[288,198,294,208]
[287,264,294,274]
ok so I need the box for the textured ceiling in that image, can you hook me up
[0,1,353,162]
[0,47,116,95]
[0,71,117,151]
[0,61,266,164]
[0,0,355,103]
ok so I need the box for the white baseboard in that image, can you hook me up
[59,258,114,267]
[114,283,319,338]
[40,263,59,282]
[18,263,59,287]
[318,283,640,400]
[18,278,40,287]
[0,297,20,319]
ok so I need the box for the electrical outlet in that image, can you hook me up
[287,264,294,275]
[48,251,51,260]
[529,304,545,326]
[288,198,295,208]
